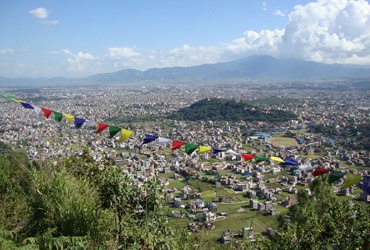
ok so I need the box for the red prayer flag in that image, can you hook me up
[41,108,53,119]
[313,167,330,177]
[241,154,255,161]
[172,140,186,150]
[95,122,109,133]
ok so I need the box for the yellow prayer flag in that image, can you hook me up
[120,129,133,142]
[270,156,285,163]
[63,113,74,123]
[197,145,212,155]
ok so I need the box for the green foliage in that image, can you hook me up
[270,176,370,249]
[0,147,197,249]
[167,98,297,122]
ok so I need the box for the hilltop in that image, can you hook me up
[167,98,297,122]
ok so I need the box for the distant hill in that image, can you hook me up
[1,55,370,87]
[167,98,297,122]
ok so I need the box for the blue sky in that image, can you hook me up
[1,0,370,78]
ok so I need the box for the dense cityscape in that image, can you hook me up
[1,80,369,248]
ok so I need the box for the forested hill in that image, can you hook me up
[167,98,297,122]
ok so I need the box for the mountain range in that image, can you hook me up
[1,55,370,87]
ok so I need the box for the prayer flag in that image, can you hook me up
[342,174,362,188]
[95,122,109,133]
[270,156,285,163]
[172,140,186,150]
[197,145,212,155]
[362,176,370,195]
[120,129,133,142]
[212,147,224,155]
[32,105,42,116]
[74,117,85,129]
[109,126,121,138]
[1,93,15,99]
[157,137,172,145]
[226,149,239,155]
[313,167,330,177]
[143,134,158,144]
[185,143,199,155]
[241,154,255,161]
[41,108,53,119]
[64,113,74,123]
[84,120,96,127]
[299,165,314,172]
[284,157,299,166]
[255,156,269,163]
[53,111,63,122]
[328,170,345,184]
[20,102,34,109]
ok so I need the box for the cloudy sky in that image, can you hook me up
[1,0,370,78]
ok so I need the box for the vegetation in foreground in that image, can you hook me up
[0,145,369,249]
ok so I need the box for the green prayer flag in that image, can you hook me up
[1,93,15,99]
[109,126,121,138]
[185,143,199,155]
[342,174,362,188]
[255,156,269,163]
[328,170,346,184]
[53,111,63,122]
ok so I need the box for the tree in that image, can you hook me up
[270,176,370,249]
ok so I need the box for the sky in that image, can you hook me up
[1,0,370,78]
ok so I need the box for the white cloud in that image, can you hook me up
[107,47,142,58]
[62,50,95,73]
[29,8,48,19]
[274,10,285,17]
[0,49,14,55]
[279,0,370,64]
[220,0,370,65]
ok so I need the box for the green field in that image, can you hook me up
[271,137,297,147]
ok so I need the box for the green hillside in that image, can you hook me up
[168,98,297,122]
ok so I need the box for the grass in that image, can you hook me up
[167,180,187,190]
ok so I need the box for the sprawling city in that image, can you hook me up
[1,79,369,249]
